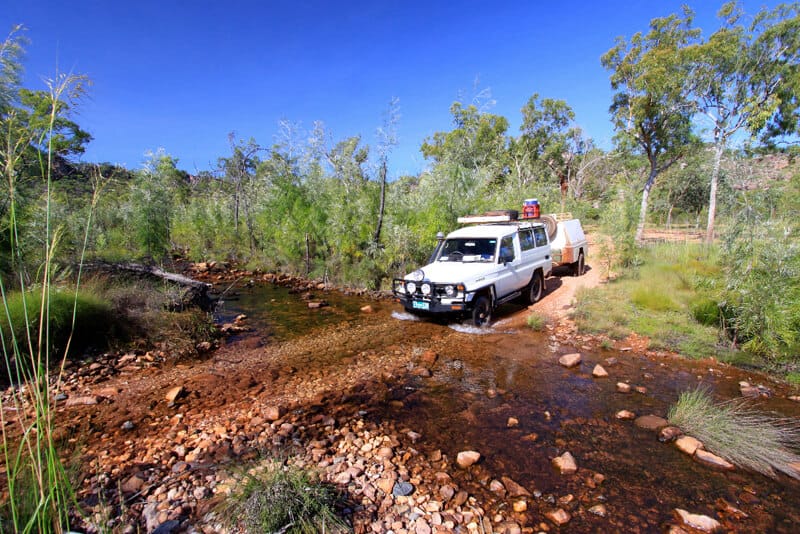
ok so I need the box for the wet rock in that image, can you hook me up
[634,386,648,394]
[674,509,722,532]
[507,417,519,428]
[307,301,328,309]
[360,304,374,313]
[659,426,683,442]
[165,386,184,403]
[457,450,481,468]
[592,364,608,378]
[558,353,582,368]
[501,476,531,497]
[615,410,636,420]
[605,357,618,365]
[588,504,607,517]
[65,395,99,406]
[546,508,571,525]
[634,415,668,431]
[552,452,577,475]
[616,382,632,393]
[392,481,415,497]
[675,436,703,456]
[694,449,734,471]
[789,395,800,403]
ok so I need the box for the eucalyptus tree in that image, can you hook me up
[602,7,700,243]
[690,1,800,242]
[219,134,260,252]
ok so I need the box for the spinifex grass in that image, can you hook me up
[668,388,800,480]
[1,66,95,532]
[220,459,348,534]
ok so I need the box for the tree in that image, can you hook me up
[602,7,700,243]
[219,134,260,251]
[373,97,399,247]
[689,1,800,242]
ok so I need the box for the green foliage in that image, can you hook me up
[668,387,800,479]
[690,297,722,326]
[221,460,347,534]
[719,175,800,362]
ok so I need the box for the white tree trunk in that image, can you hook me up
[706,141,724,243]
[635,168,658,243]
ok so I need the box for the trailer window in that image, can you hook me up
[533,227,548,247]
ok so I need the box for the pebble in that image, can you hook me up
[615,410,636,420]
[393,481,415,497]
[616,382,632,393]
[546,508,571,525]
[592,364,608,377]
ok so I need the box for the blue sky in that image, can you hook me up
[2,1,779,177]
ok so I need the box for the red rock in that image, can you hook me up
[65,395,99,407]
[616,382,632,393]
[264,405,285,421]
[615,410,636,420]
[501,476,531,497]
[165,386,184,403]
[553,452,577,474]
[592,364,608,377]
[675,436,704,455]
[634,415,668,431]
[674,508,722,532]
[546,508,571,525]
[558,353,582,368]
[694,449,735,471]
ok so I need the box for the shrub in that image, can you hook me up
[668,388,800,479]
[526,314,545,331]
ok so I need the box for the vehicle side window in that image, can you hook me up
[499,235,515,263]
[533,227,548,247]
[519,229,535,251]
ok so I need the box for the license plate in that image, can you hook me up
[412,300,429,310]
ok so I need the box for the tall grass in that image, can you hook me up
[1,71,93,532]
[668,388,800,480]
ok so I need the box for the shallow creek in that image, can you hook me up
[218,283,800,532]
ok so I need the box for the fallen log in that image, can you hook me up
[86,262,214,310]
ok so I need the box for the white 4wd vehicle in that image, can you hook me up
[393,219,553,326]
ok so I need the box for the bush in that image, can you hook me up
[526,314,545,331]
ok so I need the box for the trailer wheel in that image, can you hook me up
[573,251,585,276]
[472,296,492,327]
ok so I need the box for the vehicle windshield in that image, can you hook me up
[437,238,497,262]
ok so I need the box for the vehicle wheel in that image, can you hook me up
[526,270,544,304]
[472,295,492,327]
[573,251,585,277]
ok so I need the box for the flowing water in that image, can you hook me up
[217,283,800,532]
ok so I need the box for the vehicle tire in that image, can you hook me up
[472,295,492,327]
[526,270,544,304]
[573,251,585,277]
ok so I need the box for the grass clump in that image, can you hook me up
[526,314,545,331]
[221,460,349,534]
[668,388,800,480]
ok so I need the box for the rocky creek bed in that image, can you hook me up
[6,268,800,533]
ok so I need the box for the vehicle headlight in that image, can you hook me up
[444,285,455,297]
[406,281,417,294]
[421,283,432,295]
[408,269,424,282]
